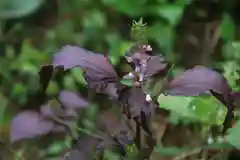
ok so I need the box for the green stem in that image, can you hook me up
[50,116,102,139]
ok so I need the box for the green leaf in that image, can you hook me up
[222,41,240,60]
[0,0,44,19]
[11,82,27,105]
[158,95,227,124]
[147,23,175,53]
[105,33,132,64]
[0,58,12,82]
[82,10,107,28]
[156,4,184,26]
[46,141,66,155]
[55,20,75,42]
[222,61,240,88]
[63,75,77,91]
[11,41,48,71]
[156,142,233,156]
[46,80,59,96]
[71,68,86,85]
[131,17,148,43]
[101,0,146,17]
[189,96,227,125]
[0,92,8,125]
[125,144,138,159]
[108,39,133,65]
[158,94,193,117]
[20,62,39,75]
[11,82,26,97]
[103,150,121,160]
[220,13,236,40]
[120,79,133,86]
[227,120,240,148]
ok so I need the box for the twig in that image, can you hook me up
[135,122,141,150]
[200,22,220,64]
[50,116,102,139]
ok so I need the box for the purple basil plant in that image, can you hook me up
[10,43,239,159]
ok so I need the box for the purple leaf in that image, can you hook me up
[166,66,231,96]
[40,102,78,119]
[231,91,240,100]
[126,53,167,80]
[40,100,62,117]
[119,87,155,119]
[72,135,102,159]
[10,111,54,143]
[97,134,127,155]
[230,91,240,107]
[52,45,119,93]
[52,45,118,79]
[103,83,120,99]
[59,90,89,108]
[145,55,167,77]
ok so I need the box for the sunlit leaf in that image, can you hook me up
[158,94,227,124]
[158,94,193,117]
[227,120,240,148]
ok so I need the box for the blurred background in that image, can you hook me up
[0,0,240,159]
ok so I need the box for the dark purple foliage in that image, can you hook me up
[64,125,134,159]
[125,45,167,82]
[10,111,54,143]
[231,91,240,107]
[166,66,231,96]
[97,134,128,156]
[59,90,89,109]
[40,103,77,120]
[10,93,89,143]
[145,55,167,77]
[119,87,155,119]
[34,42,238,159]
[164,66,236,133]
[52,45,119,94]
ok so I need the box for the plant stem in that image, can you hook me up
[50,116,102,139]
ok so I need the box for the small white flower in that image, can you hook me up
[146,45,152,51]
[135,66,140,73]
[123,72,135,79]
[145,94,152,102]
